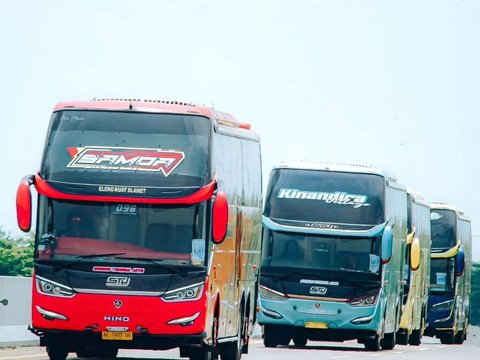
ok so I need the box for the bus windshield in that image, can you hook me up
[430,209,457,249]
[41,110,211,197]
[264,169,385,230]
[430,258,455,293]
[261,229,382,275]
[36,197,208,267]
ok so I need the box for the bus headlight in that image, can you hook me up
[36,276,76,298]
[259,285,288,302]
[348,292,378,307]
[162,283,204,302]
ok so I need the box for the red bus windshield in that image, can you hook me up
[36,197,207,267]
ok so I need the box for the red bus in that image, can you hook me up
[16,99,263,360]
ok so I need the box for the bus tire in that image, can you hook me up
[363,335,381,351]
[220,312,246,360]
[263,325,279,348]
[292,335,307,347]
[409,329,422,346]
[454,330,465,345]
[46,346,68,360]
[76,349,95,358]
[187,347,212,360]
[96,348,118,359]
[440,332,455,344]
[380,331,396,350]
[396,330,408,345]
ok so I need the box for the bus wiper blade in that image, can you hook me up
[115,257,188,276]
[54,253,127,272]
[337,276,379,291]
[271,271,317,282]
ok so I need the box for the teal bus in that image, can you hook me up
[258,162,407,351]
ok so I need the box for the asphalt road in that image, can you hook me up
[2,327,480,360]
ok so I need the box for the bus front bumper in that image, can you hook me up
[258,297,382,335]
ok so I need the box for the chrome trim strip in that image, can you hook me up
[36,305,68,321]
[260,306,283,319]
[166,312,200,325]
[217,336,239,343]
[74,288,164,296]
[351,313,375,324]
[263,217,387,237]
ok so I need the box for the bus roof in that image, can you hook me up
[430,202,471,222]
[272,161,400,184]
[53,99,252,131]
[407,187,430,208]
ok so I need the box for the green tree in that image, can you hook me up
[471,262,480,325]
[0,228,34,277]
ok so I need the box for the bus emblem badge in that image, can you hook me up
[106,276,131,287]
[114,300,123,309]
[310,286,327,295]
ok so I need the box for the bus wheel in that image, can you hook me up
[181,345,213,360]
[96,348,118,359]
[380,331,396,350]
[46,346,68,360]
[454,330,465,345]
[292,335,307,347]
[220,314,246,360]
[76,349,95,358]
[409,329,422,346]
[263,325,279,348]
[396,331,408,345]
[363,335,381,351]
[440,332,455,344]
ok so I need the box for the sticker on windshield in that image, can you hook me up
[191,239,205,264]
[277,188,370,208]
[66,146,185,176]
[436,272,446,285]
[369,254,380,273]
[430,212,442,221]
[112,204,138,215]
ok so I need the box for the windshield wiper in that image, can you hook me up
[53,253,127,272]
[115,257,188,276]
[270,270,319,282]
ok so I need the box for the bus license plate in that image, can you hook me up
[305,322,328,329]
[101,331,133,341]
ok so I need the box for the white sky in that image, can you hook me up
[1,1,479,257]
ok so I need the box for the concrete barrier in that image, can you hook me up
[0,276,39,347]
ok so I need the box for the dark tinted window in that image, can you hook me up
[261,229,381,274]
[430,258,455,292]
[41,111,210,193]
[430,209,456,249]
[264,169,385,226]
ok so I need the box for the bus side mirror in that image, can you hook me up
[212,191,228,244]
[16,176,34,233]
[381,225,393,263]
[456,248,465,276]
[410,238,420,271]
